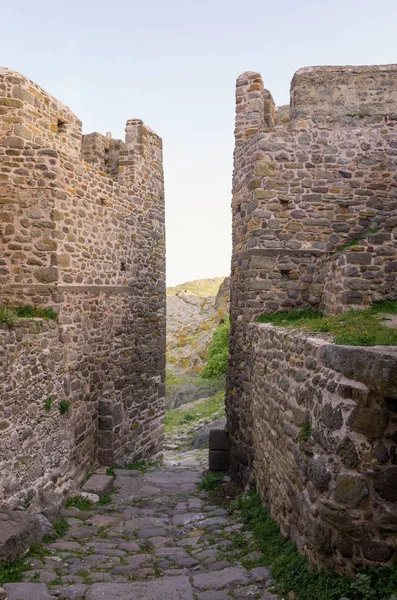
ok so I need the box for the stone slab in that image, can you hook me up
[0,510,42,562]
[4,583,52,600]
[192,567,249,589]
[84,576,193,599]
[81,475,113,497]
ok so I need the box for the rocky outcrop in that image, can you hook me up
[166,278,229,409]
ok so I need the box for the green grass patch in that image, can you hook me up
[97,493,112,506]
[0,558,30,584]
[44,396,54,413]
[257,301,397,346]
[0,304,58,326]
[231,491,397,600]
[59,399,71,415]
[164,391,225,434]
[202,318,230,378]
[53,518,70,538]
[299,422,312,441]
[65,496,93,511]
[198,472,226,491]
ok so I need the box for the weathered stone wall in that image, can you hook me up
[0,68,165,507]
[227,65,397,483]
[227,64,397,572]
[250,323,397,573]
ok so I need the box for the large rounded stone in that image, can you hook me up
[337,437,360,468]
[373,468,397,502]
[307,456,331,491]
[348,407,388,439]
[321,404,343,430]
[334,474,369,508]
[363,540,395,562]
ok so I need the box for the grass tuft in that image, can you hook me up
[299,422,312,441]
[257,302,397,346]
[0,558,29,584]
[59,399,71,415]
[53,518,70,538]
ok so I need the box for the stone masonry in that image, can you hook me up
[227,65,397,572]
[0,68,166,508]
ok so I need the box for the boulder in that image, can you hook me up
[0,511,42,562]
[28,491,64,524]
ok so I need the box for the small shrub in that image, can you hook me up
[59,400,71,415]
[202,318,230,379]
[0,306,18,326]
[44,396,53,413]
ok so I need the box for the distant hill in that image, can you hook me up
[166,277,227,298]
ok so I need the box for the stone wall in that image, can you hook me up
[249,323,397,573]
[227,64,397,572]
[227,65,397,481]
[0,68,166,507]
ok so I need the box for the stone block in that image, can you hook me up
[209,450,229,472]
[81,474,113,497]
[0,510,42,562]
[321,345,397,399]
[209,429,229,451]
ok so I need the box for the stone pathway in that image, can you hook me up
[3,449,279,600]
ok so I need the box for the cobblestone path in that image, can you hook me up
[3,449,279,600]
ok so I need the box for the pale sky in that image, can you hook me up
[1,0,396,285]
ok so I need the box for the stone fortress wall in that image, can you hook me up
[227,65,397,573]
[0,68,166,507]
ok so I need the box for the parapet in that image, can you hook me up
[0,67,162,187]
[235,64,397,139]
[291,64,397,119]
